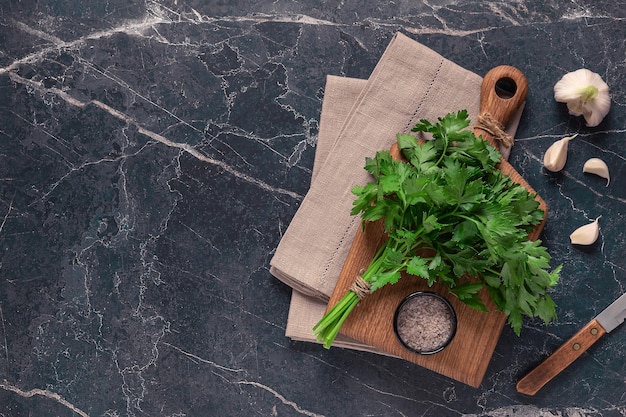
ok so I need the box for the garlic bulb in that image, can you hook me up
[543,134,577,172]
[554,69,611,127]
[569,217,601,245]
[583,158,610,186]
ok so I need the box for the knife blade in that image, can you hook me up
[516,292,626,395]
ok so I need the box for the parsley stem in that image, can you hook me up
[434,132,450,167]
[313,291,360,348]
[313,239,395,348]
[361,240,388,281]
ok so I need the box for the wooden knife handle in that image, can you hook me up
[516,319,607,395]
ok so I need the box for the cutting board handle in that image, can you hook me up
[474,65,546,240]
[475,65,528,148]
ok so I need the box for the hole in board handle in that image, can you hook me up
[495,77,517,99]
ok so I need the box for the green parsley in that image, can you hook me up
[313,110,561,349]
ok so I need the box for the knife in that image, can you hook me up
[516,292,626,395]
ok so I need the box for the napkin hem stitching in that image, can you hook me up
[320,216,358,289]
[403,58,445,133]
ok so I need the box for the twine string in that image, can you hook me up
[476,112,514,149]
[349,275,371,300]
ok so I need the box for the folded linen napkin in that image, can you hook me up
[272,32,522,347]
[284,76,386,353]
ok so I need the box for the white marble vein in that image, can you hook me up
[0,380,90,417]
[6,71,303,201]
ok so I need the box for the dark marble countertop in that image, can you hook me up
[1,1,624,416]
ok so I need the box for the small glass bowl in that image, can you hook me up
[393,291,457,355]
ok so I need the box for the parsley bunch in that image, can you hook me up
[314,110,561,349]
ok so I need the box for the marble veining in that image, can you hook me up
[0,0,624,416]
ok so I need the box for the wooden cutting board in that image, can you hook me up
[325,66,548,388]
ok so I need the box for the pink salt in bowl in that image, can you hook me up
[393,291,457,355]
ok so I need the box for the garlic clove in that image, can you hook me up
[569,216,601,245]
[554,69,611,127]
[583,158,610,186]
[543,134,577,172]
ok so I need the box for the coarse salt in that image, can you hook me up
[395,293,456,354]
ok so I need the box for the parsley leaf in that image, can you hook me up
[314,111,561,348]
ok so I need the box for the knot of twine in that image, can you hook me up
[476,112,514,149]
[349,275,371,300]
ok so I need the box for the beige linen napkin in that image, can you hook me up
[285,76,387,352]
[273,32,522,346]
